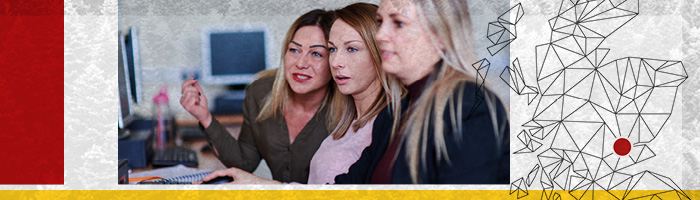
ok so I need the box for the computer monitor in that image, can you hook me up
[201,26,271,85]
[123,26,143,104]
[119,35,135,130]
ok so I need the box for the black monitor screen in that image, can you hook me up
[210,31,266,76]
[124,28,142,104]
[125,34,137,93]
[119,36,133,129]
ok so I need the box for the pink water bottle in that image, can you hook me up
[153,86,170,149]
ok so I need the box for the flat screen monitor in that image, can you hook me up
[202,27,271,85]
[118,35,135,129]
[123,26,143,104]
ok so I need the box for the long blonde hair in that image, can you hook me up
[328,3,404,140]
[393,0,508,183]
[256,9,336,131]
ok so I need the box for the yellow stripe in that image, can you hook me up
[0,190,697,199]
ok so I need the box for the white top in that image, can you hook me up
[307,116,376,184]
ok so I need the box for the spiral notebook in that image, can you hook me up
[138,171,212,184]
[129,164,213,184]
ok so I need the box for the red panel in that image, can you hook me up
[0,0,63,184]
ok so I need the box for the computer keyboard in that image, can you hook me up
[152,147,198,167]
[177,126,206,140]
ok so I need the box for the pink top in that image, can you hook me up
[306,116,376,184]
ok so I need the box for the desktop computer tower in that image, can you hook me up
[118,130,154,169]
[213,89,246,114]
[118,159,129,184]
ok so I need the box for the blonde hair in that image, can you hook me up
[328,3,404,140]
[393,0,508,183]
[256,10,336,130]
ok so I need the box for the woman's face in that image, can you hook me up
[328,19,379,97]
[376,0,441,85]
[284,26,331,95]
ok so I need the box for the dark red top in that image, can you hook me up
[369,73,432,184]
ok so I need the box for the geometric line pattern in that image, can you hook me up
[509,0,690,199]
[488,3,524,56]
[501,58,539,105]
[469,58,490,119]
[511,177,530,199]
[473,58,491,99]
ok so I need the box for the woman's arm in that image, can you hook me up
[200,167,281,184]
[181,77,260,171]
[201,114,262,172]
[198,80,266,172]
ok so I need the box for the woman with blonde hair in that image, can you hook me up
[335,0,509,184]
[201,2,403,184]
[181,9,335,183]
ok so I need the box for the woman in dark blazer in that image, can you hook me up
[335,0,510,184]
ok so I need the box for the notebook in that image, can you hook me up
[138,171,212,184]
[129,164,212,184]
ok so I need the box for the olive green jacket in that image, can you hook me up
[202,76,330,183]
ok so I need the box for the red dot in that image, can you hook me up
[614,138,631,156]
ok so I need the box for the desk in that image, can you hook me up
[130,139,225,173]
[132,121,243,172]
[128,115,272,180]
[131,115,243,173]
[175,114,244,127]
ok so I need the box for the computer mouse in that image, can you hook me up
[201,176,234,184]
[200,145,213,153]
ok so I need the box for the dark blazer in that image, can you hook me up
[335,80,510,184]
